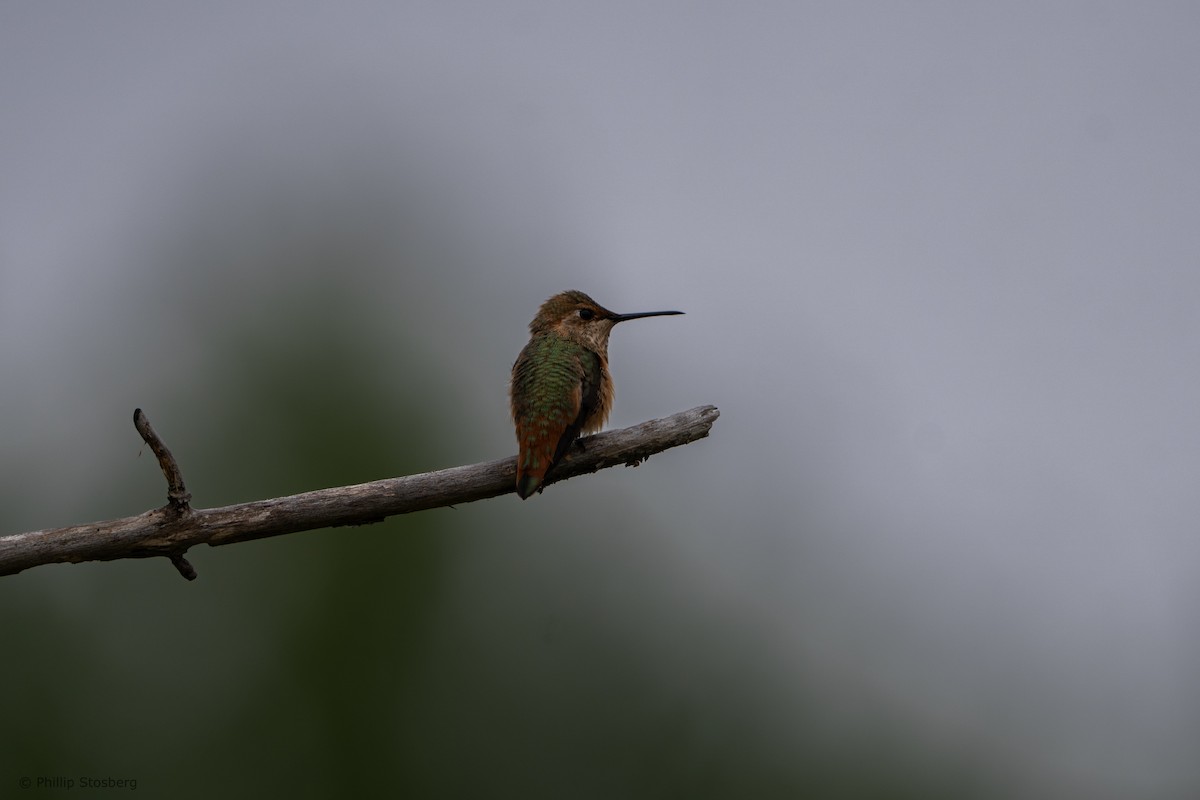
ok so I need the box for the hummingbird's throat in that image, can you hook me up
[554,318,615,354]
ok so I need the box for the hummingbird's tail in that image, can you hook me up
[513,414,568,500]
[515,473,543,500]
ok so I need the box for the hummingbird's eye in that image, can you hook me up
[577,308,596,321]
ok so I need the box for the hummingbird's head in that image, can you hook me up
[529,290,684,354]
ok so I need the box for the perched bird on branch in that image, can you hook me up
[509,290,683,499]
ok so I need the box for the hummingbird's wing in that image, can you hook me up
[511,339,602,499]
[551,349,603,467]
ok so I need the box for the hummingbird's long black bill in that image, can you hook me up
[611,309,684,323]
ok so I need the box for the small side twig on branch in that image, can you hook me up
[133,408,191,511]
[133,408,196,580]
[0,405,720,581]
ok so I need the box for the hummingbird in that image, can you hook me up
[510,290,683,499]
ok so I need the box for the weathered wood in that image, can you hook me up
[0,405,720,579]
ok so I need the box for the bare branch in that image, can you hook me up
[0,405,720,580]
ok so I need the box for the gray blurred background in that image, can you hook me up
[2,3,1198,798]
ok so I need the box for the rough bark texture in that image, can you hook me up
[0,405,720,580]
